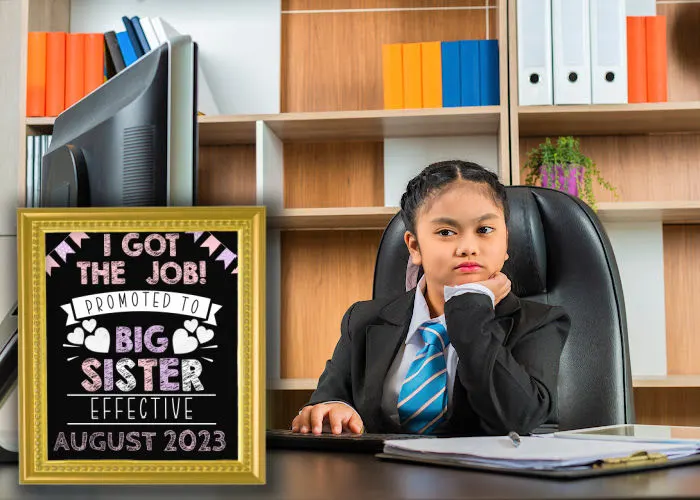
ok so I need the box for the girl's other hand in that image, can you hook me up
[291,403,364,435]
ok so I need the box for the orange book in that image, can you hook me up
[421,41,442,108]
[627,17,647,103]
[646,16,668,103]
[27,32,47,117]
[402,43,422,109]
[382,44,403,109]
[84,33,104,95]
[65,33,86,108]
[45,32,66,117]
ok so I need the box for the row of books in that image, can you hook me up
[382,40,499,109]
[25,135,52,207]
[517,0,666,105]
[628,16,667,104]
[27,32,104,117]
[27,16,219,117]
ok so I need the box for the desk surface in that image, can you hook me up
[3,450,700,499]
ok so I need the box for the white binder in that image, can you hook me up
[590,0,627,104]
[552,0,591,104]
[517,0,553,106]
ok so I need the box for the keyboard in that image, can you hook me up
[266,429,433,453]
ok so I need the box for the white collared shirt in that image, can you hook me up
[380,276,495,426]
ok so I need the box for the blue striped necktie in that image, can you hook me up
[397,320,450,434]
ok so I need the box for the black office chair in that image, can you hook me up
[372,185,635,431]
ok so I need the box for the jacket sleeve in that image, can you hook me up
[445,293,570,435]
[305,302,358,408]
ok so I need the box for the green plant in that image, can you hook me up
[523,136,618,210]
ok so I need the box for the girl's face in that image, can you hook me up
[405,180,509,290]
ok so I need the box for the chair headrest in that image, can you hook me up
[374,187,548,299]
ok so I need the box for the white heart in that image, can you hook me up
[66,327,84,345]
[82,319,97,333]
[173,328,199,354]
[184,319,198,333]
[84,327,110,354]
[196,326,214,344]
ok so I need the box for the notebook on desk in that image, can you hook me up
[377,432,700,480]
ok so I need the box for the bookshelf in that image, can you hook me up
[508,0,700,428]
[7,0,700,431]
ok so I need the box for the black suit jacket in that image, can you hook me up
[308,290,571,435]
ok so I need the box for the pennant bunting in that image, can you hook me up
[46,255,60,276]
[68,232,89,247]
[201,235,221,256]
[54,241,76,262]
[215,249,237,269]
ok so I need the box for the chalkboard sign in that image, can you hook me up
[18,207,265,484]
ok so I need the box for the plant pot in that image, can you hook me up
[539,164,585,197]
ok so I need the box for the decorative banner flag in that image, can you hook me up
[188,231,204,242]
[68,232,89,247]
[54,241,76,262]
[46,255,60,276]
[216,248,237,269]
[201,235,221,256]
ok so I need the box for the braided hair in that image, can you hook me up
[399,160,509,235]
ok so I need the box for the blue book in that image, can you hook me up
[479,40,500,106]
[122,15,145,57]
[440,41,461,107]
[459,40,480,106]
[131,16,151,53]
[116,31,138,66]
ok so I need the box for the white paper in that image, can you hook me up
[384,436,699,469]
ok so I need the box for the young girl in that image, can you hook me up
[291,160,570,436]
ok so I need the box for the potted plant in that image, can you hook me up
[523,136,618,210]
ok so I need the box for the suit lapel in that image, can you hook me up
[363,290,414,432]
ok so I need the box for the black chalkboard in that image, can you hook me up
[44,230,239,461]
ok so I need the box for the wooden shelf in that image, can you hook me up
[198,114,260,145]
[268,207,399,230]
[518,102,700,137]
[27,115,262,146]
[262,107,501,141]
[27,107,501,145]
[265,202,700,230]
[633,376,700,388]
[269,379,317,390]
[596,201,700,224]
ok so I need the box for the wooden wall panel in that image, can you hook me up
[664,225,700,375]
[635,388,700,426]
[198,145,256,206]
[284,142,384,208]
[28,0,70,31]
[518,135,700,202]
[284,1,487,9]
[280,230,382,378]
[268,390,314,429]
[282,5,490,111]
[658,2,700,103]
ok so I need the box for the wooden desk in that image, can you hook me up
[4,450,700,499]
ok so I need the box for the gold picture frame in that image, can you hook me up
[17,206,265,484]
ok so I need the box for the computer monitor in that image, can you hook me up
[41,35,199,208]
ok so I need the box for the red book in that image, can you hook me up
[84,33,105,95]
[646,16,668,103]
[27,32,47,116]
[65,33,86,108]
[45,32,66,116]
[627,17,647,103]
